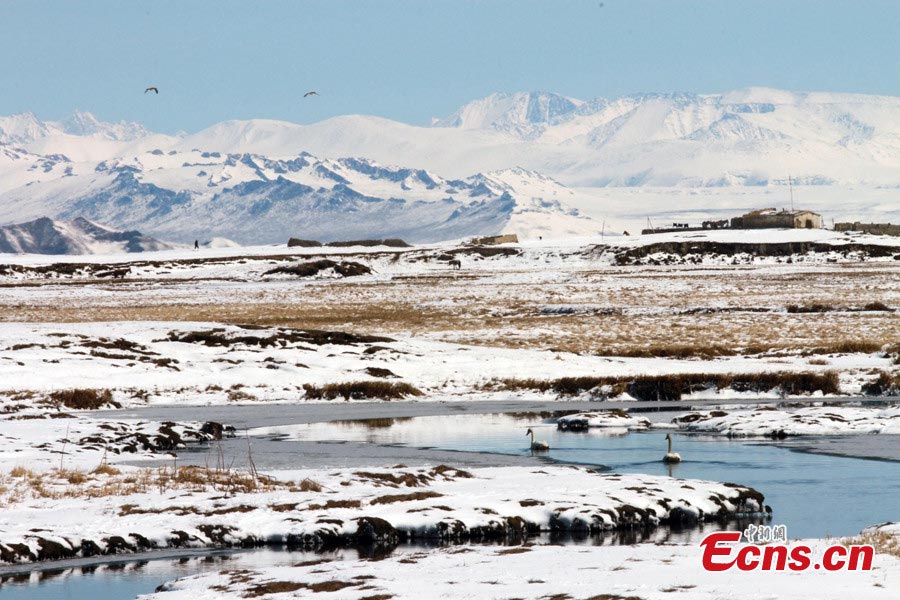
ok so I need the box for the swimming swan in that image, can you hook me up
[663,433,682,464]
[526,428,550,451]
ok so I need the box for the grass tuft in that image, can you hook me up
[861,371,900,396]
[484,371,840,401]
[49,389,119,410]
[303,381,423,400]
[842,530,900,558]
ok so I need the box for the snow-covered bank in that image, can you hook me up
[0,466,766,565]
[673,405,900,437]
[143,540,900,600]
[0,393,232,472]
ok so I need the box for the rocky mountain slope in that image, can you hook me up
[0,133,599,245]
[0,216,170,254]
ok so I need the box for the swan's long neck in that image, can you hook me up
[529,430,535,444]
[667,436,673,454]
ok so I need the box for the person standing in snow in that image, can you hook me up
[194,240,199,250]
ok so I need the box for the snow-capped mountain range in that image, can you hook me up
[0,110,152,146]
[436,88,900,187]
[1,87,899,250]
[0,139,597,245]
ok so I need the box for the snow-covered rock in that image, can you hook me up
[557,410,651,431]
[202,237,241,248]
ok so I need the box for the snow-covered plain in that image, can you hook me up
[0,320,888,406]
[1,226,899,269]
[0,235,898,405]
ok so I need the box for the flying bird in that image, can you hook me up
[303,91,319,98]
[144,87,159,94]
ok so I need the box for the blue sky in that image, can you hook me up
[1,0,898,133]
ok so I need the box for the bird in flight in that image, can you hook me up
[144,87,159,94]
[303,91,319,98]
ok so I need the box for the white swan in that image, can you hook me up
[663,433,682,464]
[526,428,550,451]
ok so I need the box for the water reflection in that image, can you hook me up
[0,548,397,599]
[250,413,900,539]
[0,523,770,600]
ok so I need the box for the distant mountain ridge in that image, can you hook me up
[173,87,900,186]
[0,217,170,255]
[0,87,898,247]
[0,141,599,244]
[0,110,151,144]
[5,88,899,186]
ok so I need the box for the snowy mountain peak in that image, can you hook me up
[58,110,152,141]
[0,112,54,145]
[474,168,577,207]
[0,110,154,147]
[61,110,104,136]
[434,91,582,137]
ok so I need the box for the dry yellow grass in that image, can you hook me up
[0,262,898,356]
[91,463,122,476]
[843,530,900,558]
[0,465,322,505]
[482,371,841,399]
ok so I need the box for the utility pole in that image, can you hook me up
[788,174,794,212]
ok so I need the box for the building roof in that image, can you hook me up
[742,208,820,218]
